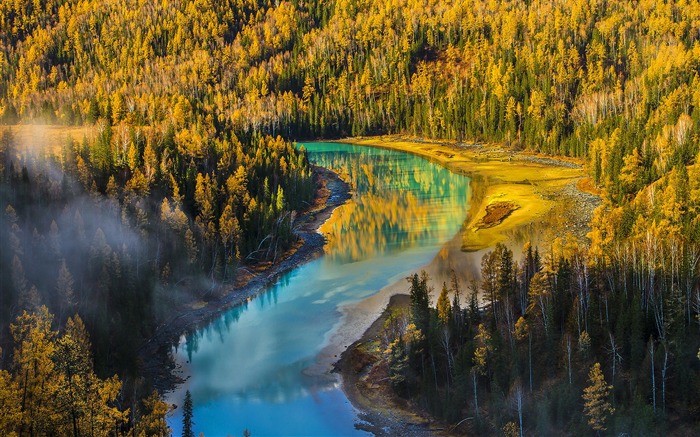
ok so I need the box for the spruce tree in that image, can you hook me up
[182,390,194,437]
[409,272,430,335]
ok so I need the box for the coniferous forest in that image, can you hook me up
[0,0,699,435]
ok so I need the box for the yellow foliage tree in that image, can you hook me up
[436,282,452,325]
[473,323,493,375]
[135,390,172,437]
[582,362,615,432]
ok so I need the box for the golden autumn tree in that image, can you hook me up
[219,204,242,267]
[53,315,126,436]
[582,362,615,433]
[0,309,131,435]
[436,282,452,325]
[135,390,172,437]
[473,323,493,375]
[0,349,20,436]
[10,306,60,435]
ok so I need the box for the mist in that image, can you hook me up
[0,127,214,375]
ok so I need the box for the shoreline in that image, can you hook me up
[332,230,486,436]
[332,135,600,435]
[338,135,599,250]
[139,165,351,394]
[336,294,450,436]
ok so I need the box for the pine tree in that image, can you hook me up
[582,362,615,433]
[182,390,194,437]
[408,272,430,336]
[56,259,76,321]
[386,339,409,395]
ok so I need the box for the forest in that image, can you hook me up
[0,0,699,434]
[372,238,699,434]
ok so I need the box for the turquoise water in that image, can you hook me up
[166,142,470,436]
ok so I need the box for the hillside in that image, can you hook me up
[1,0,700,434]
[2,0,700,242]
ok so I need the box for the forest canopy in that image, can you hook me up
[1,0,700,434]
[2,0,700,247]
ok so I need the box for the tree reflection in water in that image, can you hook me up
[313,145,469,262]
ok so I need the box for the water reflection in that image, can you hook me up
[313,145,469,262]
[167,143,470,436]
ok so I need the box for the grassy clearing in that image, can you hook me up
[340,135,590,251]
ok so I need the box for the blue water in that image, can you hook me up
[167,142,470,436]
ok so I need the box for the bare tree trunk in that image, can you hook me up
[650,338,656,414]
[662,346,668,413]
[472,370,479,420]
[440,328,453,390]
[516,385,524,437]
[566,335,572,385]
[431,352,439,394]
[609,333,617,384]
[529,333,533,393]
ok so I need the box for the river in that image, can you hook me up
[166,142,471,436]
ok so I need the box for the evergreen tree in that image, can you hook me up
[182,390,194,437]
[386,338,409,395]
[408,272,430,336]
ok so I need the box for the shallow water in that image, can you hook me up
[166,142,470,436]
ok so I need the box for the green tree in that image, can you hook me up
[56,259,76,321]
[385,338,409,395]
[408,272,430,337]
[182,390,194,437]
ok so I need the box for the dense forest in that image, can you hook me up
[373,238,699,434]
[0,307,173,436]
[1,0,700,434]
[0,126,312,432]
[0,126,313,365]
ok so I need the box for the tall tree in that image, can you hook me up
[436,282,452,326]
[582,362,615,434]
[136,391,171,437]
[182,390,194,437]
[408,272,430,337]
[10,306,59,435]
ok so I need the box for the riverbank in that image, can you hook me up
[334,135,600,435]
[139,165,351,393]
[342,135,599,251]
[336,295,453,436]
